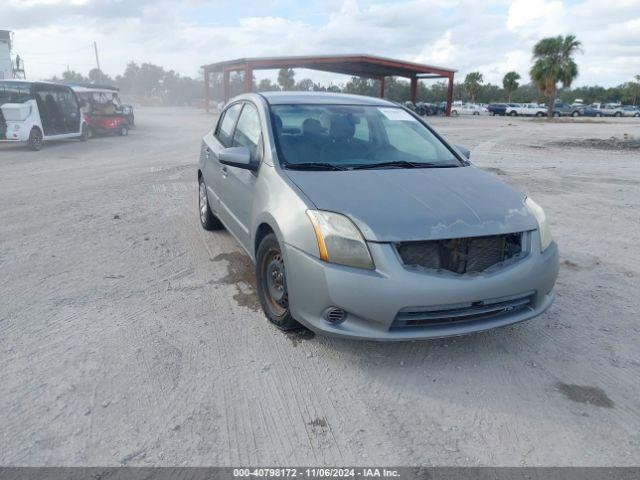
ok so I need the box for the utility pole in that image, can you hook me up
[93,41,101,83]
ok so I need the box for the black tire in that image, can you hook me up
[536,112,544,117]
[451,110,457,115]
[596,112,602,117]
[198,176,224,231]
[553,111,561,118]
[28,127,43,151]
[119,125,129,136]
[256,233,299,330]
[571,111,579,117]
[80,124,90,141]
[614,112,622,117]
[509,110,517,116]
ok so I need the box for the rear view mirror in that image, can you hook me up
[456,145,471,160]
[219,147,257,170]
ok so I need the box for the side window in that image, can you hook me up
[215,103,242,147]
[232,103,262,161]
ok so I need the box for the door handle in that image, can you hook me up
[220,165,228,178]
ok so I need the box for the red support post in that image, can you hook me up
[379,76,385,98]
[244,65,253,93]
[410,75,418,104]
[204,69,210,112]
[222,69,230,103]
[446,73,454,116]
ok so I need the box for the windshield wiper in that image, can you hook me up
[284,162,346,171]
[351,161,458,170]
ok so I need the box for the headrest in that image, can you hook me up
[329,115,355,141]
[302,118,323,136]
[274,114,283,131]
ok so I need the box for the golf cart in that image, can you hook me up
[71,84,134,136]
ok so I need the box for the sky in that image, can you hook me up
[4,0,640,87]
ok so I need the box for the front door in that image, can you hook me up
[202,102,242,227]
[218,102,262,249]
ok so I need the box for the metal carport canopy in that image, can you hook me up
[202,54,456,115]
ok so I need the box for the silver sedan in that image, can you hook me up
[198,92,559,340]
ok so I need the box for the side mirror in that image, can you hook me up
[456,145,471,161]
[218,147,257,171]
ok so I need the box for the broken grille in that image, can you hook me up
[396,233,523,274]
[391,293,534,329]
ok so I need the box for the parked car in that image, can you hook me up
[487,103,507,116]
[197,92,559,340]
[572,105,603,117]
[505,103,522,116]
[516,103,547,116]
[620,106,640,117]
[71,85,134,136]
[551,102,575,117]
[415,102,441,116]
[0,80,89,150]
[452,103,486,115]
[598,103,624,117]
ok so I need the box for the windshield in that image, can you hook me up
[271,104,460,169]
[0,82,32,104]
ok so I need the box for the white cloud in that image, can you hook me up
[5,0,640,87]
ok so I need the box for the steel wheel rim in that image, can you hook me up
[199,181,208,223]
[263,249,288,316]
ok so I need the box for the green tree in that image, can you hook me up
[257,78,278,92]
[530,34,582,118]
[277,68,295,90]
[463,72,483,103]
[296,78,315,91]
[502,71,521,102]
[632,75,640,106]
[62,70,87,83]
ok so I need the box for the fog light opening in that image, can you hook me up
[324,307,347,325]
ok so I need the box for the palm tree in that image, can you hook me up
[530,34,582,118]
[503,71,521,102]
[463,72,483,103]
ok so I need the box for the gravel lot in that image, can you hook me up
[1,108,639,466]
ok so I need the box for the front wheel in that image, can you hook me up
[256,233,299,330]
[571,111,580,117]
[28,127,43,151]
[119,125,129,136]
[553,112,561,118]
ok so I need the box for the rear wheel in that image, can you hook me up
[509,110,517,116]
[571,111,580,117]
[198,176,224,231]
[614,112,622,117]
[28,127,43,151]
[536,112,545,117]
[256,233,299,330]
[553,111,561,118]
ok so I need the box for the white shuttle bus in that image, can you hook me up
[0,80,89,150]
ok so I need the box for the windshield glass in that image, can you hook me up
[0,82,32,104]
[271,105,460,169]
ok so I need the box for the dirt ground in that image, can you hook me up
[1,109,639,466]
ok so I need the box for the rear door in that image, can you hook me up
[201,102,242,224]
[218,101,263,248]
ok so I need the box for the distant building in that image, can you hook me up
[0,31,25,79]
[0,31,12,79]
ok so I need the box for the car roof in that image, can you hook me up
[259,91,396,106]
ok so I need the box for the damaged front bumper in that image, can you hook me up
[283,233,559,341]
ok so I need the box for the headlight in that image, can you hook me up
[306,210,374,270]
[525,197,552,251]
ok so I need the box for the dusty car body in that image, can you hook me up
[197,92,559,340]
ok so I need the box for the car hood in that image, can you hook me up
[285,166,536,242]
